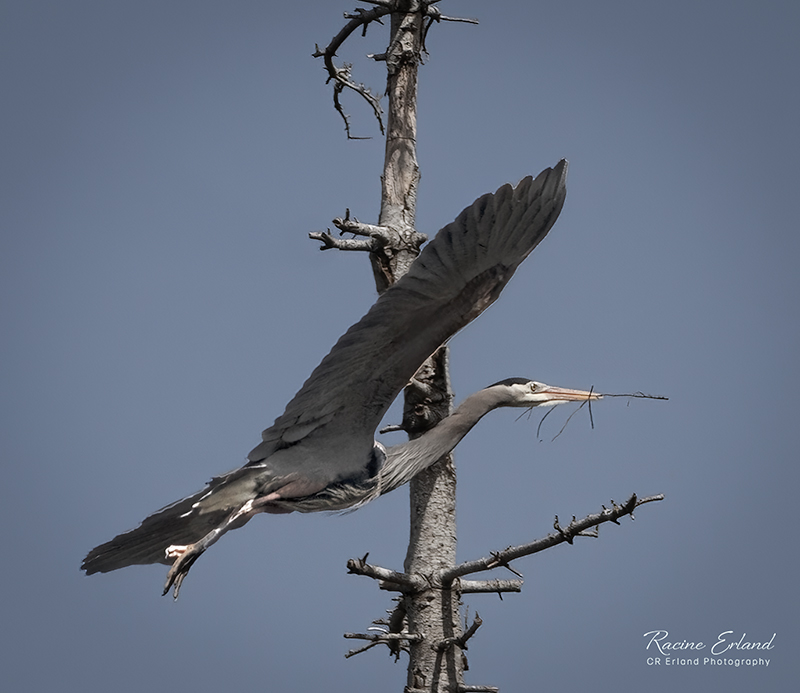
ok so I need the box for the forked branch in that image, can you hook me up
[313,5,392,137]
[309,209,399,252]
[344,629,423,659]
[345,493,664,600]
[314,2,478,138]
[440,493,665,584]
[436,612,483,652]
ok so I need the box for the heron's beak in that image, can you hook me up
[538,385,601,404]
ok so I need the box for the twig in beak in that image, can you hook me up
[536,406,556,440]
[552,399,590,441]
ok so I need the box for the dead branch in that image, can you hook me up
[346,554,427,592]
[332,212,394,242]
[458,579,523,595]
[440,493,665,584]
[344,629,423,658]
[314,2,478,138]
[313,5,392,137]
[309,208,401,251]
[486,552,524,578]
[436,613,483,652]
[308,230,376,251]
[308,206,426,283]
[424,4,479,25]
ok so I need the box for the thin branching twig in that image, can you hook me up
[314,2,478,138]
[532,388,668,440]
[440,493,665,584]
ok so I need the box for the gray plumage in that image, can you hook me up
[82,160,591,596]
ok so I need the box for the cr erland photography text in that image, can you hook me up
[643,630,775,668]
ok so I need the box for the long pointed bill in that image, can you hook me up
[538,385,602,405]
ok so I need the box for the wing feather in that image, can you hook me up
[248,160,568,466]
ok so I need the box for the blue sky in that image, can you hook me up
[2,1,798,691]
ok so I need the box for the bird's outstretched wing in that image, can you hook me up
[249,160,568,472]
[82,161,567,577]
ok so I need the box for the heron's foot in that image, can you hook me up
[161,503,253,599]
[163,542,206,600]
[165,544,189,560]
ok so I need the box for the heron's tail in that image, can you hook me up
[81,483,236,574]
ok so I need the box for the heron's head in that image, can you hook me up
[488,377,601,408]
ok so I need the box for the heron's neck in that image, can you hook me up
[379,387,509,494]
[442,386,511,442]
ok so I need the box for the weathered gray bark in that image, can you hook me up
[372,6,424,291]
[376,6,466,690]
[402,348,462,692]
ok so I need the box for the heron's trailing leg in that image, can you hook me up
[163,498,261,599]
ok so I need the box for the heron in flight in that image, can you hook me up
[82,159,599,596]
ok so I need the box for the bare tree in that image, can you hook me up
[312,3,663,691]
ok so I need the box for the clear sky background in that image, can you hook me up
[2,1,799,691]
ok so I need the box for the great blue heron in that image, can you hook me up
[82,159,598,596]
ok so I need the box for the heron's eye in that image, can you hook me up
[529,382,539,392]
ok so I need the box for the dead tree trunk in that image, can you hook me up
[316,3,467,689]
[314,4,663,692]
[374,6,465,688]
[375,6,465,691]
[373,7,423,289]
